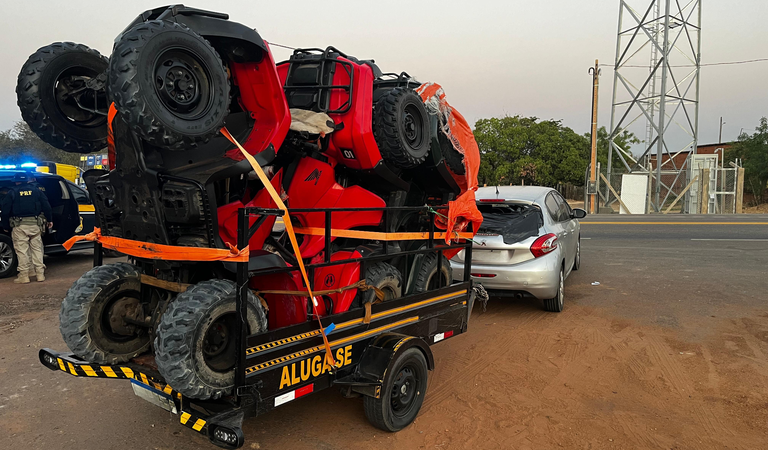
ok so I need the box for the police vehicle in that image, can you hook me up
[0,166,96,278]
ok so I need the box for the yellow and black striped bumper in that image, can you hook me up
[39,348,208,435]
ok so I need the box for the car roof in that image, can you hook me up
[475,186,554,204]
[0,169,61,181]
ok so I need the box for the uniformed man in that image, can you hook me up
[0,172,53,283]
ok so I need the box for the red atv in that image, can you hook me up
[19,4,479,409]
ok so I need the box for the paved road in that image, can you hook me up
[0,215,767,450]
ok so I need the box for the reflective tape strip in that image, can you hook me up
[120,367,134,379]
[57,358,66,372]
[434,332,445,343]
[275,384,314,407]
[81,365,97,377]
[140,373,149,384]
[180,412,191,425]
[101,366,117,378]
[163,385,173,395]
[67,362,78,375]
[192,419,206,431]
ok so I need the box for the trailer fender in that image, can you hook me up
[339,333,433,399]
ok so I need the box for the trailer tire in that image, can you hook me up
[360,262,403,305]
[154,280,267,400]
[364,347,429,432]
[374,87,430,169]
[439,129,466,175]
[59,263,150,364]
[412,252,452,293]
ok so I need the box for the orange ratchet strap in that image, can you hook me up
[220,127,337,369]
[293,227,474,241]
[63,228,249,262]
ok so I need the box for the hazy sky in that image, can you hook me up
[0,0,765,146]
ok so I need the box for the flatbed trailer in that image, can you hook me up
[40,205,483,449]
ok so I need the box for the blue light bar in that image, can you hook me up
[0,164,17,169]
[20,162,37,168]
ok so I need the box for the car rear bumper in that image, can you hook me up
[450,252,561,300]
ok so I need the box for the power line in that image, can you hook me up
[601,57,768,69]
[266,41,297,51]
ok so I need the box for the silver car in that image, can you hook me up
[451,186,586,312]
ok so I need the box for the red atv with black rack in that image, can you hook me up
[19,5,486,448]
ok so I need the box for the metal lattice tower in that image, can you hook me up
[607,0,702,212]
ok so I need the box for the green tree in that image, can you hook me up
[589,126,641,173]
[726,117,768,204]
[474,116,590,187]
[0,121,84,166]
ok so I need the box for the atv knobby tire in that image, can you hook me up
[413,252,452,293]
[17,42,109,154]
[439,128,466,175]
[154,280,267,400]
[59,263,150,364]
[360,262,403,305]
[109,20,230,151]
[374,87,430,169]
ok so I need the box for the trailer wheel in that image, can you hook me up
[413,252,452,293]
[374,87,430,169]
[364,348,429,432]
[109,20,230,151]
[59,263,150,364]
[154,280,267,400]
[360,262,403,305]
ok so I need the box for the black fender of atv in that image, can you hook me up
[121,5,268,63]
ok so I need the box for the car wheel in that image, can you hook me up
[543,266,564,313]
[573,236,581,271]
[0,235,18,278]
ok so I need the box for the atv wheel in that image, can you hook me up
[374,87,430,169]
[360,262,403,305]
[59,263,150,364]
[413,252,452,293]
[439,129,466,175]
[109,20,230,151]
[16,42,109,154]
[154,280,267,400]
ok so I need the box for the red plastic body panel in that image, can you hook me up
[276,57,383,170]
[311,251,362,315]
[217,170,283,251]
[226,44,290,161]
[288,157,385,258]
[249,271,309,330]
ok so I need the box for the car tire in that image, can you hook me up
[364,347,428,432]
[543,266,564,313]
[59,263,151,364]
[360,262,403,305]
[154,280,267,400]
[0,235,18,279]
[373,87,431,169]
[572,236,581,271]
[16,42,109,154]
[109,20,230,151]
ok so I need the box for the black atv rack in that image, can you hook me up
[42,205,478,449]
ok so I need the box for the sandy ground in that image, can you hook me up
[1,222,768,450]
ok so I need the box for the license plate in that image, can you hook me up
[131,379,177,413]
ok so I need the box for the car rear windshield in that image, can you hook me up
[477,203,543,244]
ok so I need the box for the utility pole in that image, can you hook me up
[719,116,725,143]
[588,60,601,214]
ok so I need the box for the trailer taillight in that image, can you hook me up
[210,425,244,449]
[530,233,558,258]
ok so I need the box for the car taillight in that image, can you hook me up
[530,233,558,258]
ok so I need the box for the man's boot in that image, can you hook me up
[35,269,45,282]
[14,273,30,284]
